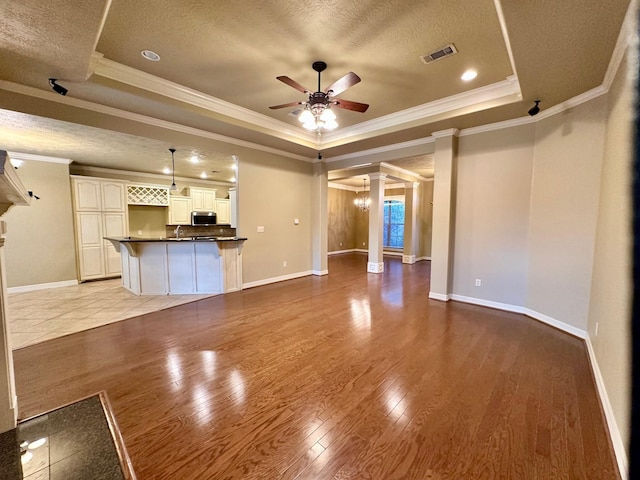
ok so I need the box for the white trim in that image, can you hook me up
[448,294,588,339]
[402,255,416,264]
[6,152,72,165]
[585,336,629,479]
[417,256,431,261]
[328,249,357,255]
[355,248,368,253]
[7,279,78,294]
[379,162,429,182]
[431,128,460,138]
[493,1,520,83]
[0,80,311,162]
[312,270,328,276]
[242,270,312,289]
[93,57,318,147]
[324,137,436,163]
[328,183,358,192]
[320,78,521,148]
[383,251,403,257]
[71,165,232,187]
[428,292,451,301]
[602,0,637,91]
[367,262,384,273]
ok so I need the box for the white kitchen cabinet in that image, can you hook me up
[168,196,192,225]
[71,176,128,281]
[215,199,230,224]
[190,187,216,211]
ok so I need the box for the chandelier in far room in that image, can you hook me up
[354,178,370,212]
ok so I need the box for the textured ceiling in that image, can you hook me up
[0,0,632,181]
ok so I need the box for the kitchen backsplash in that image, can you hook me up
[165,225,236,237]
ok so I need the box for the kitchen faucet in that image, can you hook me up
[174,225,183,238]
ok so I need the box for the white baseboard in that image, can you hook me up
[328,249,356,255]
[7,279,78,294]
[383,251,403,257]
[449,294,587,339]
[312,270,328,276]
[417,256,431,261]
[585,336,628,479]
[355,248,368,253]
[242,270,313,289]
[428,292,451,301]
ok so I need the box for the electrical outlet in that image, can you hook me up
[257,226,265,233]
[475,278,482,287]
[137,230,142,235]
[595,322,599,336]
[362,242,366,246]
[340,242,343,247]
[283,261,287,267]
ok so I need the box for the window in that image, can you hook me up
[383,199,405,248]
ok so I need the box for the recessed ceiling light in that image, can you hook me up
[230,177,236,183]
[190,155,199,164]
[200,172,207,179]
[141,50,160,62]
[461,69,477,81]
[162,166,171,174]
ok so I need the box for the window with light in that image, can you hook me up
[383,199,405,248]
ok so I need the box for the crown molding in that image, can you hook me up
[71,165,233,186]
[7,151,72,164]
[319,76,522,149]
[0,80,310,162]
[379,162,429,182]
[328,182,358,191]
[602,0,637,90]
[324,136,436,163]
[93,56,318,147]
[493,0,519,81]
[431,128,460,138]
[93,56,522,151]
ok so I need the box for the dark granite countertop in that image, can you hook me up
[105,236,247,243]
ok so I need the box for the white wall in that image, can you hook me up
[527,96,608,330]
[452,124,535,306]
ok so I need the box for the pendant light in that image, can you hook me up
[354,177,370,211]
[169,148,178,191]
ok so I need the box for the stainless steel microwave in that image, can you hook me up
[191,211,217,226]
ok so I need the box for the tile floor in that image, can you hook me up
[7,278,213,350]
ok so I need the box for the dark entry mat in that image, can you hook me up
[0,392,135,479]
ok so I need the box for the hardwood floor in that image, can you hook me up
[13,254,619,479]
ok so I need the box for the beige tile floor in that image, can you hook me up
[7,278,213,349]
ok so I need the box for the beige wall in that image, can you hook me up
[587,48,633,456]
[419,181,434,258]
[238,152,313,284]
[3,160,77,287]
[527,96,608,329]
[128,205,167,238]
[452,124,535,305]
[327,188,356,251]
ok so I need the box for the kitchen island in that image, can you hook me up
[105,236,247,295]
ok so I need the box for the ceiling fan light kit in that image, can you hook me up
[270,61,369,133]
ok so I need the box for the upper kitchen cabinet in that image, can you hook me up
[168,195,192,225]
[190,187,216,211]
[71,176,128,281]
[215,199,230,224]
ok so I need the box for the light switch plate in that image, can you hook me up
[257,226,265,233]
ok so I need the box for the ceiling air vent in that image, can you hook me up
[420,44,458,64]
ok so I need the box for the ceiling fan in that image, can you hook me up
[269,61,369,131]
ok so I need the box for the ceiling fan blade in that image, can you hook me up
[332,98,369,113]
[324,72,361,96]
[268,101,306,110]
[276,76,312,94]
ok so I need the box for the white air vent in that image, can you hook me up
[420,44,458,64]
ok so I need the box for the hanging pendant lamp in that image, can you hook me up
[169,148,178,191]
[354,177,370,211]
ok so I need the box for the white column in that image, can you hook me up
[0,221,17,433]
[402,182,419,264]
[311,162,328,275]
[429,129,459,301]
[367,173,386,273]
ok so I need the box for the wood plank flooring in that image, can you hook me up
[12,254,619,479]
